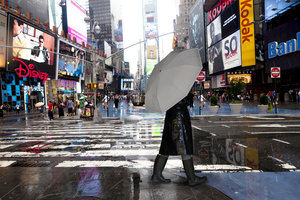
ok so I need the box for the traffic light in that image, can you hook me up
[92,83,97,90]
[172,36,178,49]
[87,83,91,89]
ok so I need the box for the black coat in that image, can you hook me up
[159,93,194,155]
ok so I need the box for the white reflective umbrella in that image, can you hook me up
[145,48,202,113]
[35,102,44,107]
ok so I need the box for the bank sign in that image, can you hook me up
[268,32,300,59]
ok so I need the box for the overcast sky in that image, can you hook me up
[119,0,179,75]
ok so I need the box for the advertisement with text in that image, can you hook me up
[7,15,56,82]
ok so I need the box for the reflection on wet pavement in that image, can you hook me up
[0,103,300,199]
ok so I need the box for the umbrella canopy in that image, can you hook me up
[35,102,44,107]
[80,96,88,100]
[145,48,203,113]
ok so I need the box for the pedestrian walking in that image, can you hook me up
[48,101,54,120]
[58,102,64,118]
[103,95,108,109]
[0,104,3,117]
[27,104,31,113]
[16,104,20,115]
[67,98,73,117]
[151,92,207,186]
[114,94,120,109]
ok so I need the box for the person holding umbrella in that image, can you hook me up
[146,48,207,186]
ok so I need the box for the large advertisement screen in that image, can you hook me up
[0,12,7,68]
[207,16,222,48]
[221,0,239,39]
[265,0,300,21]
[6,0,49,26]
[264,16,300,73]
[66,0,87,45]
[228,74,252,84]
[189,0,206,63]
[58,40,85,80]
[7,15,56,81]
[222,30,241,70]
[208,40,223,74]
[121,78,134,91]
[145,14,157,38]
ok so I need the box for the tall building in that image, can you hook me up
[174,0,197,49]
[88,0,115,52]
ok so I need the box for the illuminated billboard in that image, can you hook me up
[228,74,252,84]
[121,78,134,91]
[7,15,56,80]
[66,0,87,45]
[222,30,241,70]
[189,0,206,63]
[57,39,85,81]
[0,12,7,68]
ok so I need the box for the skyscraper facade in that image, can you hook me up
[88,0,115,52]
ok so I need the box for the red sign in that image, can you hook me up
[271,67,280,78]
[197,71,206,82]
[198,149,209,160]
[14,59,49,84]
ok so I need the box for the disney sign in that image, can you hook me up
[14,58,49,84]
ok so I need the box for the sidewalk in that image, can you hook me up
[0,110,41,121]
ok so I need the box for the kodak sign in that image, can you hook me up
[239,0,255,67]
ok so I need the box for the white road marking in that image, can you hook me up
[0,145,14,149]
[272,138,290,145]
[249,131,300,134]
[0,161,16,167]
[222,124,230,128]
[235,143,248,148]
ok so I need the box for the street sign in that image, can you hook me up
[196,71,206,82]
[271,67,280,78]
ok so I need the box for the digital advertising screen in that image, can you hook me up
[58,39,85,80]
[206,16,222,48]
[189,0,206,63]
[221,0,239,39]
[265,0,299,21]
[66,0,87,45]
[222,30,241,70]
[228,74,252,84]
[121,78,134,91]
[0,12,7,69]
[208,40,223,74]
[7,15,56,81]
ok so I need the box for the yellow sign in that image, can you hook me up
[98,83,104,90]
[239,0,256,67]
[228,74,252,84]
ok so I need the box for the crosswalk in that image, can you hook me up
[0,118,166,168]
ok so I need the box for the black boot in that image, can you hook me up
[182,158,207,186]
[151,155,171,183]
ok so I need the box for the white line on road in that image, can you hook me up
[249,131,300,134]
[0,161,16,167]
[222,124,230,128]
[272,138,290,145]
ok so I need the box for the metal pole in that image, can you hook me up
[275,79,278,114]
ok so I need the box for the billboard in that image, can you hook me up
[146,59,158,75]
[239,0,255,67]
[208,40,223,74]
[207,16,222,48]
[221,0,239,39]
[114,20,123,42]
[0,12,7,68]
[7,15,56,81]
[145,14,157,38]
[66,0,87,45]
[228,74,252,84]
[121,78,134,91]
[265,0,300,21]
[57,39,85,80]
[264,16,300,72]
[147,45,157,59]
[222,30,241,70]
[189,0,206,63]
[5,0,49,26]
[104,41,112,66]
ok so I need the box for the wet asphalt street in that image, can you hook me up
[0,100,300,199]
